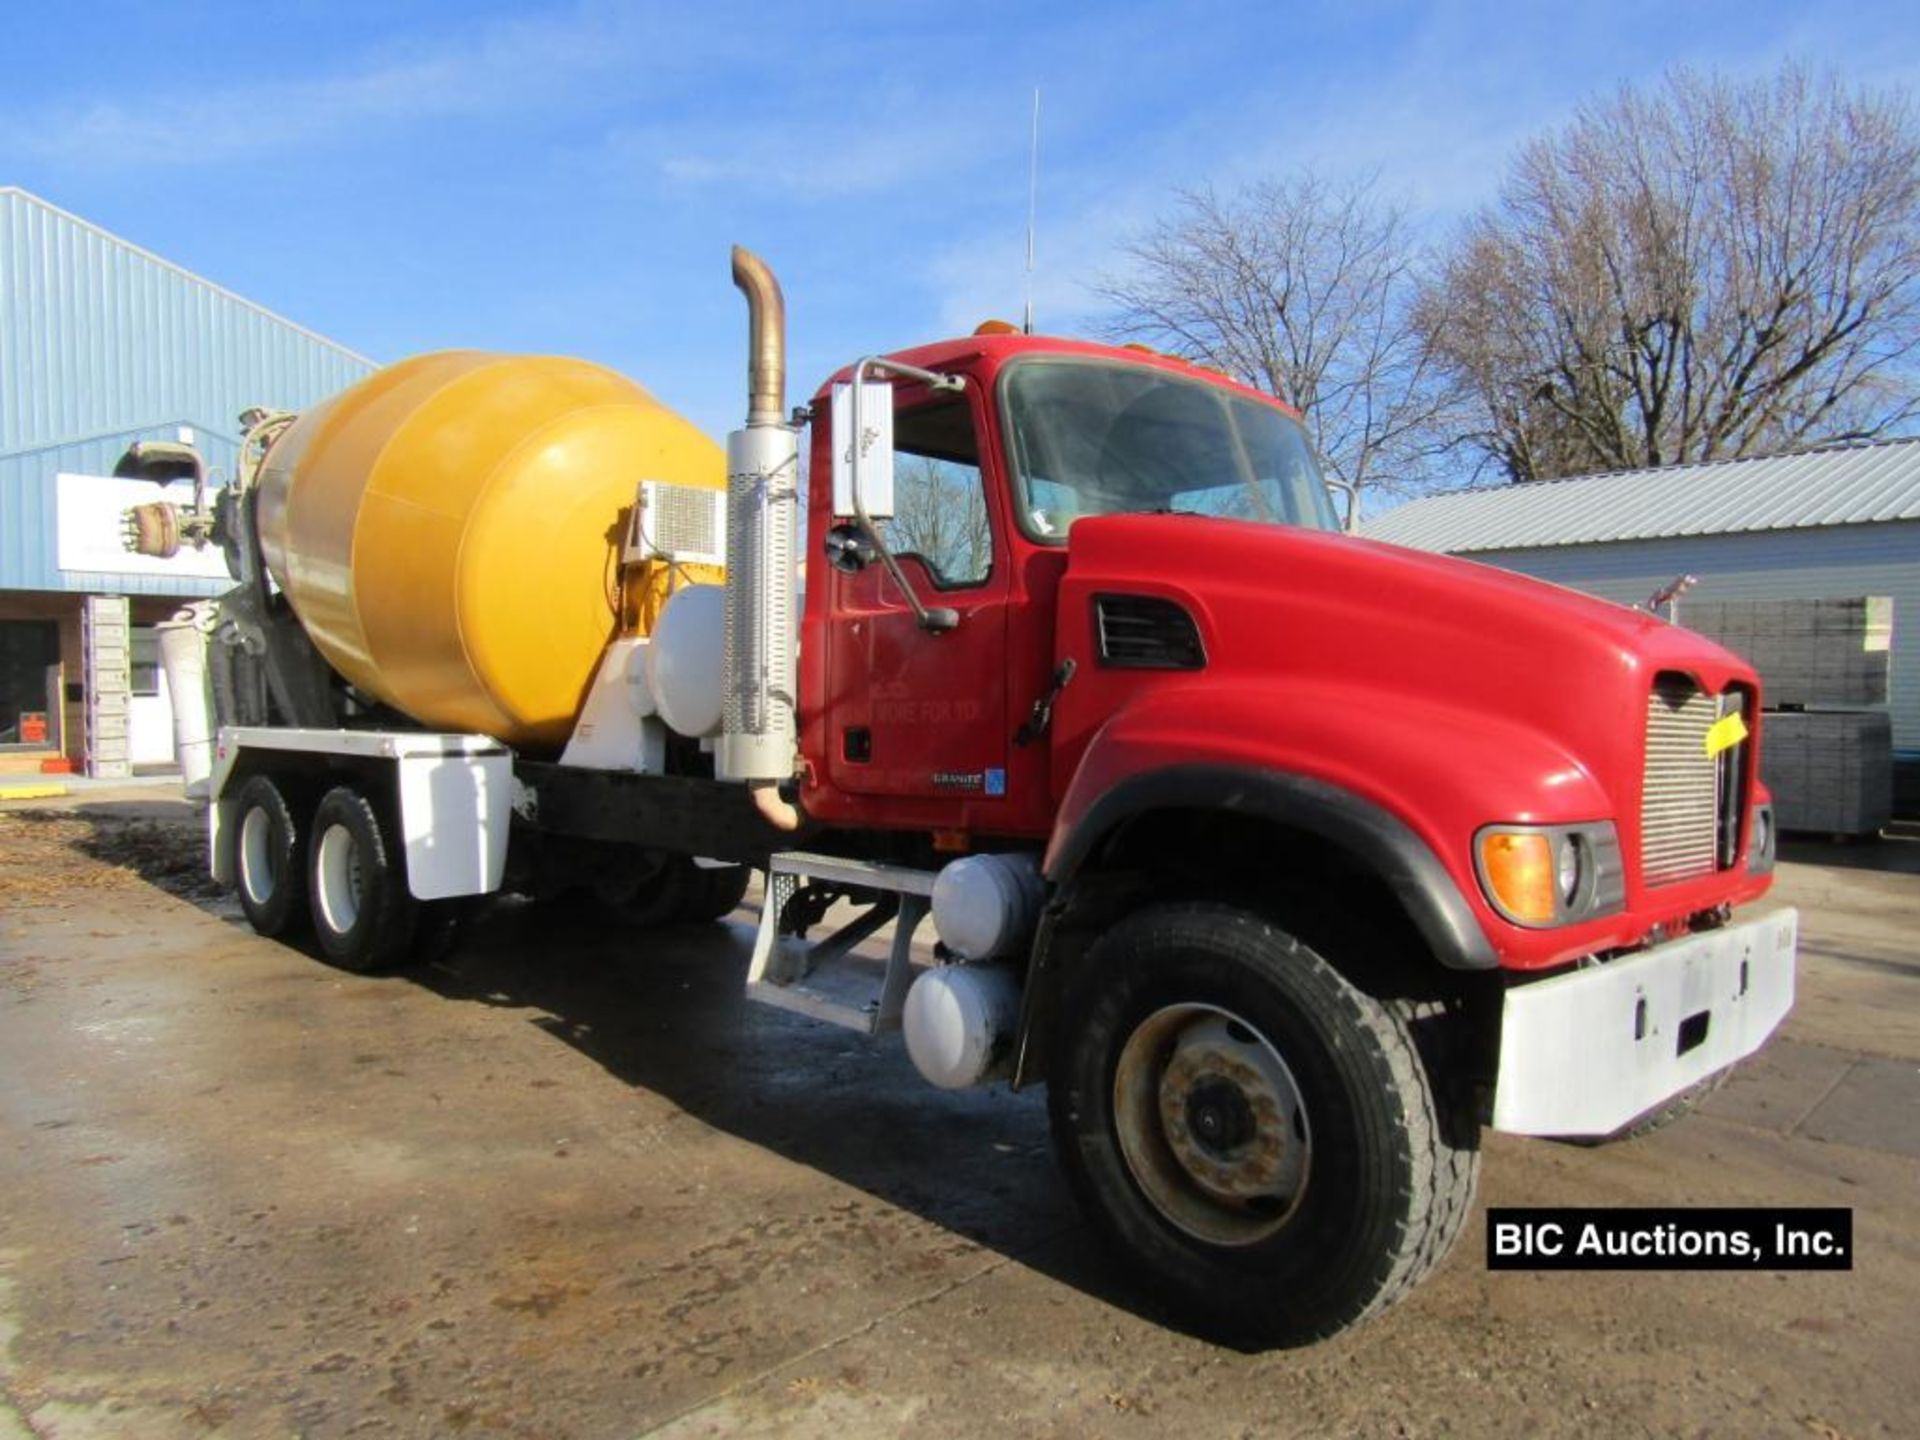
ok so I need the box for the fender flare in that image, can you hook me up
[1010,763,1498,1091]
[1045,762,1497,972]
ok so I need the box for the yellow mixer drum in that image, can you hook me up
[255,351,723,749]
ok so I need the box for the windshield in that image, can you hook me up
[1000,359,1340,539]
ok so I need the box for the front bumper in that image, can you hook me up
[1491,908,1798,1137]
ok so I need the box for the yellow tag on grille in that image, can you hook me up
[1704,712,1749,758]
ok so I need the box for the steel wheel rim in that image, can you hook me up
[315,823,364,935]
[239,805,277,907]
[1113,1002,1311,1246]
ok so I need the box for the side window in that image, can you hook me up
[878,397,993,588]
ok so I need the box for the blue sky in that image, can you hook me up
[5,1,1918,439]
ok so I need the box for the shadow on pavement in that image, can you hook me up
[399,893,1205,1337]
[13,801,1376,1350]
[1780,820,1920,876]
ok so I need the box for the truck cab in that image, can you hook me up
[800,331,1777,976]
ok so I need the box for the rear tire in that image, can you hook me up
[229,775,309,938]
[307,786,417,973]
[602,856,691,929]
[681,863,751,922]
[600,858,750,927]
[1047,903,1479,1347]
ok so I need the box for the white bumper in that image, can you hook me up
[1491,908,1798,1137]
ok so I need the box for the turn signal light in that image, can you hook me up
[1479,832,1557,926]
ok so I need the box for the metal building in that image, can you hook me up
[1,187,373,774]
[1364,439,1920,808]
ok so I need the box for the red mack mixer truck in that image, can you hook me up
[128,247,1797,1345]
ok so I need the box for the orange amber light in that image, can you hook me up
[1479,832,1557,925]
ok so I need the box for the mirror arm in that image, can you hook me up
[1325,476,1359,533]
[849,355,966,634]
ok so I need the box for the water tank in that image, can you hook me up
[255,352,723,749]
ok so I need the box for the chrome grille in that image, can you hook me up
[1642,677,1720,885]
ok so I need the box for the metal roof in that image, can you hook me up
[1362,438,1920,554]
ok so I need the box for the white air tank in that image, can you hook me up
[931,853,1045,961]
[902,963,1023,1090]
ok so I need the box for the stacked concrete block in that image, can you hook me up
[1678,596,1894,836]
[82,594,132,779]
[1681,598,1891,707]
[1760,711,1894,836]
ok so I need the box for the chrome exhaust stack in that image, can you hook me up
[732,246,787,428]
[719,246,801,824]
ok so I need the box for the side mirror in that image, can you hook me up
[830,358,965,635]
[832,380,895,518]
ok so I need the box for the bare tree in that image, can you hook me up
[1422,64,1920,482]
[1096,173,1457,523]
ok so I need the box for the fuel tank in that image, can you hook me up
[255,352,722,749]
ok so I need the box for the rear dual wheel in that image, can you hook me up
[1048,904,1479,1347]
[230,775,309,938]
[229,775,469,970]
[684,862,751,921]
[601,856,752,927]
[308,786,419,973]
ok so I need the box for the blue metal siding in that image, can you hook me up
[1471,522,1920,756]
[0,188,375,593]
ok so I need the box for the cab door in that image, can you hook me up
[823,389,1011,809]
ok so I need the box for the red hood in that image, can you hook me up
[1057,514,1758,820]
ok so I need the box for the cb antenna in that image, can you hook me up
[1024,87,1040,335]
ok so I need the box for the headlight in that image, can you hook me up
[1476,821,1624,929]
[1556,834,1582,905]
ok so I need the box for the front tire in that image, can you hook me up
[229,774,309,938]
[1048,904,1479,1347]
[307,786,417,973]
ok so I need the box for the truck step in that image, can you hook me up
[745,851,938,1035]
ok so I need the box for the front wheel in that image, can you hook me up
[1048,904,1479,1347]
[307,786,418,973]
